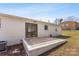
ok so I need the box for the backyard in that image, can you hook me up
[42,30,79,56]
[0,30,79,56]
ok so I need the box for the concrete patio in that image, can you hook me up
[25,37,67,45]
[23,37,67,56]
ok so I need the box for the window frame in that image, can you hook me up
[44,25,48,30]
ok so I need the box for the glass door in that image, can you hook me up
[25,23,37,38]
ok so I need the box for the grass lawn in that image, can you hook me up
[44,30,79,56]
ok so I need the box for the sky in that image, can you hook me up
[0,3,79,22]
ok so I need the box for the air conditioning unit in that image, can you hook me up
[0,41,7,52]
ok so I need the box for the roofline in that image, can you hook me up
[0,13,57,26]
[61,21,78,24]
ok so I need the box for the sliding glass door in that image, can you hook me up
[25,23,37,38]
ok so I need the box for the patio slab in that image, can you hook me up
[25,37,67,45]
[23,37,67,56]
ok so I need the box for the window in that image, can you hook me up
[44,25,48,30]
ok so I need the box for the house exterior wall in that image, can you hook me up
[0,16,25,46]
[37,22,61,37]
[0,15,61,46]
[60,21,77,30]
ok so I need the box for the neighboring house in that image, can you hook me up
[0,13,62,46]
[60,21,79,30]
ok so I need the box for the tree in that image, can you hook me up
[54,18,63,25]
[60,18,63,23]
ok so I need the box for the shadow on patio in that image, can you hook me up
[53,35,71,39]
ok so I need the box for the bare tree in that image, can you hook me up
[54,18,63,25]
[60,18,63,23]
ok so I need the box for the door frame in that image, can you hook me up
[25,22,38,38]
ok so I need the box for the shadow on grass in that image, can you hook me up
[53,35,71,39]
[40,42,67,56]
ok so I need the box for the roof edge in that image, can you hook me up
[0,13,57,26]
